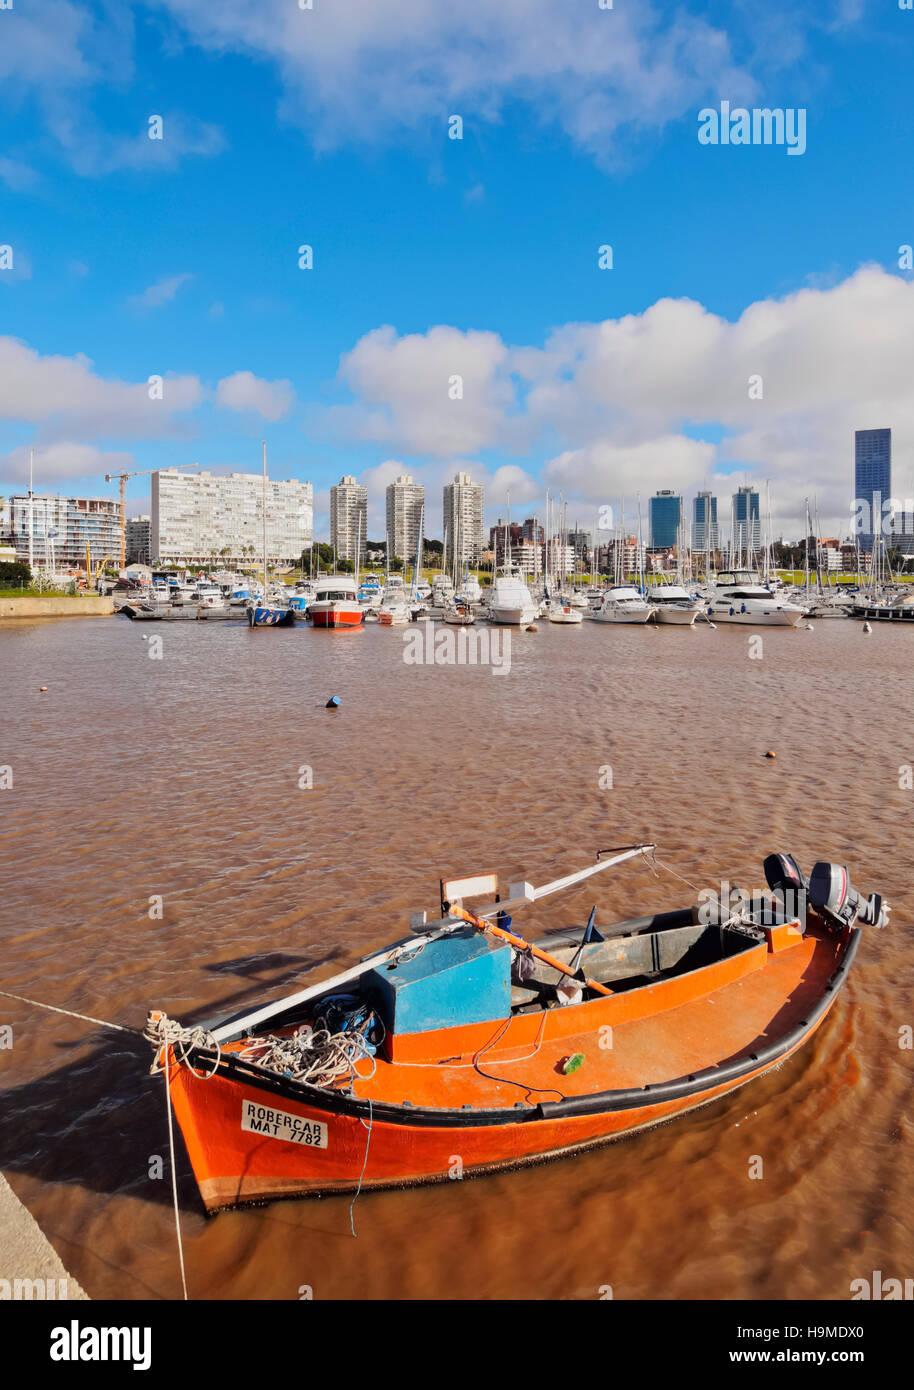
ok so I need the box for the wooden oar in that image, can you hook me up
[451,905,613,997]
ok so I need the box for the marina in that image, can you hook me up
[104,566,911,632]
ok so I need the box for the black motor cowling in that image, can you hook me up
[764,853,889,930]
[763,853,809,920]
[809,861,889,930]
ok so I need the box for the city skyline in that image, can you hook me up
[5,455,903,559]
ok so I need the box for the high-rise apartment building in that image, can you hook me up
[442,471,483,571]
[7,494,121,567]
[151,469,313,567]
[330,475,367,566]
[385,474,425,564]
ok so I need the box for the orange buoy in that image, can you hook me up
[764,750,776,759]
[39,686,48,692]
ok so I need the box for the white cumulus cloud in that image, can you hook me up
[215,371,296,421]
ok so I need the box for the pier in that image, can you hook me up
[0,1173,88,1301]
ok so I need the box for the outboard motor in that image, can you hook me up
[808,862,889,930]
[763,853,809,923]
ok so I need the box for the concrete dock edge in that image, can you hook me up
[0,595,115,620]
[0,1172,89,1300]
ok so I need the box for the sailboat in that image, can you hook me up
[248,442,295,628]
[485,493,538,625]
[541,496,583,622]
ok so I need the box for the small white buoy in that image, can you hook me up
[804,622,813,630]
[39,685,47,692]
[142,635,148,641]
[862,621,872,634]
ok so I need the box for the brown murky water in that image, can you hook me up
[1,612,911,1300]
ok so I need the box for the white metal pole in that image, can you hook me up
[262,440,268,600]
[28,446,34,572]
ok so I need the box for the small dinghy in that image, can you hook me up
[147,846,887,1211]
[247,604,294,627]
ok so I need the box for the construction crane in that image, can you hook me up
[104,463,197,568]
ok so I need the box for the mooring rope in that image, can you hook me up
[644,849,702,894]
[0,990,190,1301]
[144,1013,222,1080]
[162,1057,189,1301]
[0,988,136,1034]
[349,1097,373,1240]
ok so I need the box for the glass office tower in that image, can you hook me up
[854,428,891,552]
[650,490,682,548]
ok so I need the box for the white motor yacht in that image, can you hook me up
[646,582,703,626]
[308,575,364,628]
[484,568,538,625]
[590,585,653,624]
[707,571,806,627]
[378,596,411,626]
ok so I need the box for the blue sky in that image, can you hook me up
[2,0,913,539]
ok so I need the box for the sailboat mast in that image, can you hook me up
[637,494,644,591]
[262,440,268,599]
[411,503,423,600]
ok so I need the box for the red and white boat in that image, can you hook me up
[146,847,887,1212]
[307,575,363,629]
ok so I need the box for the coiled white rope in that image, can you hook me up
[145,1010,381,1092]
[144,1013,222,1079]
[238,1021,380,1089]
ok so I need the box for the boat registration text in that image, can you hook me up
[241,1100,328,1148]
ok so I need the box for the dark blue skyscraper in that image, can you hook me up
[854,428,891,551]
[650,490,681,548]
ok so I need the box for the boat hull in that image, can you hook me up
[652,606,700,626]
[591,608,653,624]
[708,605,805,626]
[168,999,840,1211]
[486,606,538,625]
[247,606,295,627]
[166,922,859,1210]
[310,603,363,628]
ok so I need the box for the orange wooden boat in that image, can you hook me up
[147,847,887,1212]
